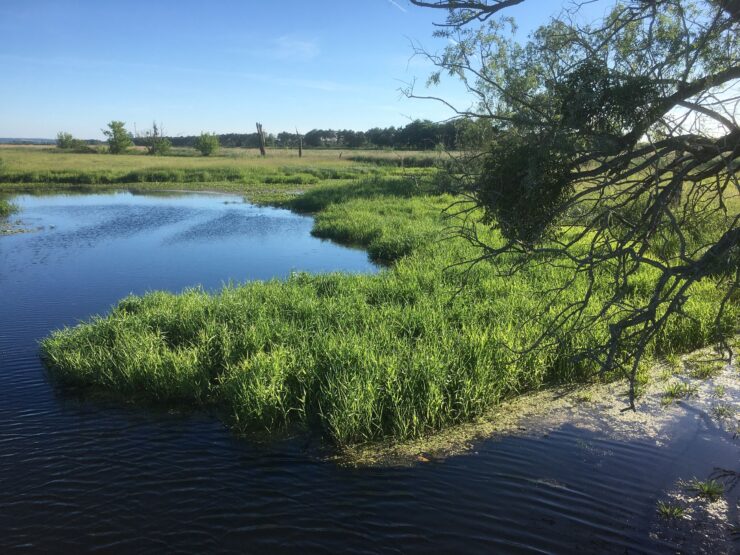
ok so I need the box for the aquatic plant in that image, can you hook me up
[656,501,685,520]
[0,197,16,218]
[683,479,724,502]
[711,403,735,420]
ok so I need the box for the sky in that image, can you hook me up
[0,0,610,139]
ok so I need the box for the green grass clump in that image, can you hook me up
[656,501,685,520]
[712,403,735,420]
[686,358,725,380]
[662,382,699,405]
[683,479,724,502]
[0,197,16,218]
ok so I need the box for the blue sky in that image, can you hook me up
[0,0,609,139]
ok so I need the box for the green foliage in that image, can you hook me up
[39,174,737,447]
[56,132,92,152]
[141,122,171,156]
[0,197,16,218]
[712,403,735,420]
[194,132,220,156]
[477,133,574,244]
[102,121,133,154]
[683,479,724,502]
[418,0,739,401]
[662,381,699,404]
[558,59,660,138]
[656,501,685,520]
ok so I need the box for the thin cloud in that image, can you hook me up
[0,54,355,93]
[272,36,320,61]
[387,0,407,13]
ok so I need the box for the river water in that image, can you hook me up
[0,191,736,553]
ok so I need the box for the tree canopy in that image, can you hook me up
[410,0,739,404]
[102,121,133,154]
[194,132,220,156]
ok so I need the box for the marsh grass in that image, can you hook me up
[656,501,685,520]
[39,174,737,446]
[685,358,725,380]
[683,479,724,502]
[17,145,736,447]
[712,403,736,420]
[662,382,699,405]
[0,197,16,218]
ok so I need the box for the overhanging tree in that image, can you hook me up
[409,0,739,405]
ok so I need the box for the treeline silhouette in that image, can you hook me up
[133,119,492,151]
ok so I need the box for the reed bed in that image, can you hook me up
[40,173,737,447]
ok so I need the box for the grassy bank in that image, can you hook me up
[34,149,738,446]
[8,147,734,447]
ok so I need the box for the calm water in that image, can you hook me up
[0,192,736,553]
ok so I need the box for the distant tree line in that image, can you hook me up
[162,119,494,151]
[56,118,494,154]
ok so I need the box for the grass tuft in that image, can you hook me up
[683,479,724,502]
[656,501,685,520]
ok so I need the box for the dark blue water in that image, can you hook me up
[0,192,736,553]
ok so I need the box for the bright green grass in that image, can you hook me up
[39,170,738,446]
[0,198,15,218]
[0,145,437,173]
[16,146,736,446]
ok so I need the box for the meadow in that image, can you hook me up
[3,146,736,447]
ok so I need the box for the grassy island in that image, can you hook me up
[2,146,735,447]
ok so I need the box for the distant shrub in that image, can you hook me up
[194,132,220,156]
[141,122,172,156]
[56,132,93,152]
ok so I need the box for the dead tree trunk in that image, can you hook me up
[256,122,266,157]
[296,127,302,158]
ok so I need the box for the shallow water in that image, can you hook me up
[0,191,736,553]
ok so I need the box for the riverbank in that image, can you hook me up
[3,147,736,448]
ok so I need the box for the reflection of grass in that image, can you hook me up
[657,501,685,520]
[683,479,724,502]
[662,382,699,405]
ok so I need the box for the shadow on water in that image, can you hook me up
[0,191,737,553]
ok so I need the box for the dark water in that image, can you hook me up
[0,192,736,553]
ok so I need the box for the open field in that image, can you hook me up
[0,145,440,171]
[3,148,736,447]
